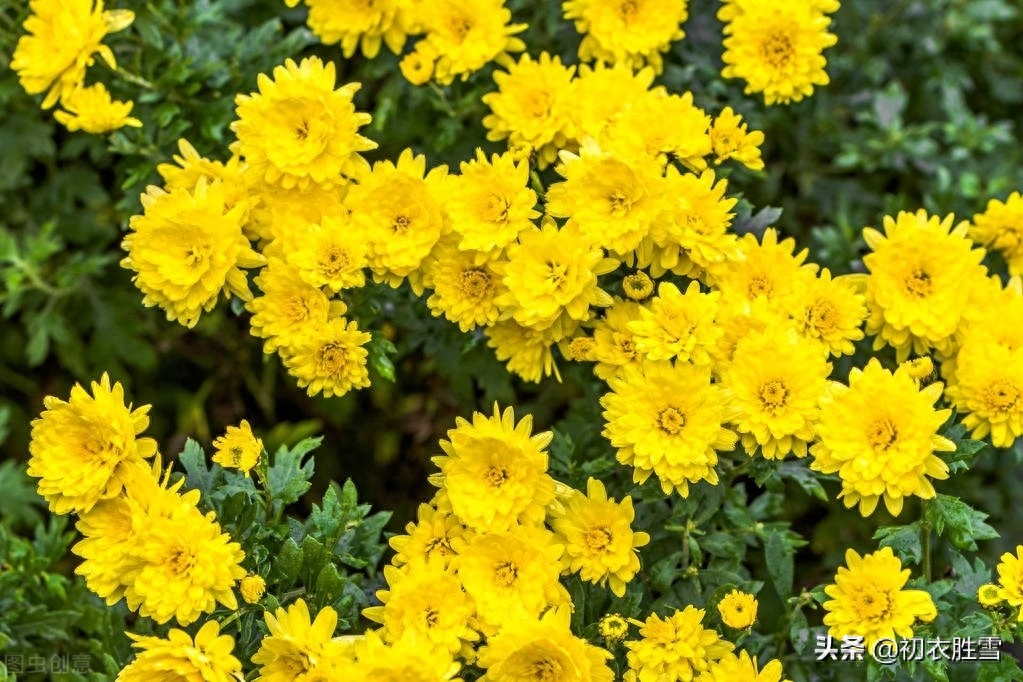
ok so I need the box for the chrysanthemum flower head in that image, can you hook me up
[823,547,937,647]
[481,53,576,169]
[601,361,738,496]
[569,62,656,143]
[599,613,631,643]
[422,239,506,332]
[550,478,650,597]
[232,57,376,190]
[252,598,354,680]
[303,0,410,59]
[389,503,470,569]
[628,281,722,365]
[282,317,372,398]
[708,228,818,310]
[122,178,264,328]
[591,299,644,382]
[625,606,734,681]
[54,82,141,134]
[717,590,758,630]
[117,621,242,682]
[212,419,263,476]
[564,0,690,73]
[720,324,831,460]
[431,405,556,532]
[477,606,615,681]
[28,373,157,515]
[240,573,266,604]
[486,319,562,383]
[944,337,1023,448]
[994,546,1023,620]
[783,268,867,357]
[970,191,1023,276]
[245,176,346,245]
[709,106,765,171]
[599,90,712,171]
[12,0,134,109]
[286,215,368,292]
[694,650,788,682]
[978,583,1004,608]
[720,0,838,105]
[810,358,954,517]
[863,209,988,362]
[349,627,462,680]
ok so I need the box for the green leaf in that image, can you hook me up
[274,537,302,587]
[775,461,829,502]
[315,563,346,603]
[179,439,219,501]
[764,530,794,597]
[925,494,999,551]
[367,333,397,382]
[267,437,320,506]
[874,522,923,565]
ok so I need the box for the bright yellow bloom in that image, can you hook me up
[445,149,539,254]
[823,547,937,647]
[564,0,690,73]
[970,191,1023,276]
[640,167,738,279]
[717,590,758,629]
[28,373,157,515]
[622,271,654,301]
[400,43,437,85]
[285,215,368,292]
[12,0,134,109]
[422,240,505,332]
[720,325,831,460]
[431,405,556,532]
[863,209,988,362]
[569,62,656,142]
[117,621,241,682]
[482,53,576,169]
[720,1,838,105]
[303,0,410,58]
[454,525,568,633]
[944,337,1023,448]
[478,607,615,681]
[122,178,264,328]
[349,628,462,680]
[74,494,137,603]
[240,574,266,604]
[485,320,561,383]
[245,175,346,244]
[599,90,712,171]
[232,57,376,190]
[546,140,665,257]
[995,546,1023,621]
[411,0,526,85]
[346,148,449,288]
[711,296,785,366]
[625,606,734,681]
[389,503,469,569]
[709,106,765,171]
[978,583,1004,608]
[212,419,263,475]
[810,358,954,517]
[550,478,650,597]
[252,599,351,680]
[708,228,818,309]
[628,281,722,365]
[54,83,141,134]
[247,257,343,355]
[783,268,867,357]
[157,140,252,234]
[282,317,372,398]
[601,361,738,496]
[695,650,789,682]
[364,560,478,656]
[598,614,631,642]
[496,220,617,339]
[591,300,643,382]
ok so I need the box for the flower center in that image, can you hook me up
[807,300,838,333]
[424,536,454,558]
[393,214,412,234]
[905,269,931,297]
[230,446,244,467]
[982,379,1020,414]
[657,407,686,435]
[759,380,789,411]
[528,658,561,681]
[484,194,511,223]
[317,342,346,374]
[285,294,314,323]
[867,417,899,451]
[168,545,196,574]
[423,607,440,628]
[186,243,211,268]
[585,526,614,552]
[485,464,508,487]
[318,247,351,276]
[546,261,568,288]
[619,0,638,20]
[852,588,893,621]
[460,269,492,300]
[495,561,518,586]
[748,274,772,297]
[295,120,309,140]
[609,190,632,216]
[762,32,794,69]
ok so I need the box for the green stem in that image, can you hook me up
[428,82,456,118]
[921,498,932,583]
[113,66,155,90]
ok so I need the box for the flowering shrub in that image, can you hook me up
[4,1,1023,681]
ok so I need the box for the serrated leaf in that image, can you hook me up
[274,537,302,587]
[179,439,218,500]
[925,494,999,551]
[267,437,319,506]
[874,522,922,564]
[765,530,794,597]
[315,563,346,603]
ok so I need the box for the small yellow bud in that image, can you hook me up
[598,613,630,642]
[240,574,266,604]
[623,271,654,301]
[718,589,758,629]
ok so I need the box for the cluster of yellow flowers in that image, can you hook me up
[978,545,1023,621]
[11,0,141,133]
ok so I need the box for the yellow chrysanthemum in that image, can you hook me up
[978,583,1004,608]
[944,338,1023,448]
[28,373,157,515]
[995,546,1023,620]
[496,220,618,338]
[389,503,470,569]
[212,419,263,476]
[481,53,576,169]
[54,82,141,134]
[364,560,479,656]
[564,0,690,73]
[286,215,368,292]
[410,0,526,85]
[695,650,788,682]
[349,628,462,680]
[709,106,765,171]
[122,178,264,328]
[622,271,654,301]
[970,191,1023,276]
[601,361,738,496]
[708,228,818,310]
[717,590,758,630]
[303,0,409,58]
[720,1,838,105]
[157,140,252,234]
[823,547,937,647]
[346,148,449,288]
[445,149,539,254]
[252,599,352,680]
[240,574,266,604]
[247,257,344,355]
[117,621,241,682]
[430,405,555,532]
[628,281,722,365]
[12,0,134,109]
[863,209,988,362]
[638,167,738,279]
[485,320,562,383]
[711,296,786,366]
[422,239,505,332]
[783,268,867,357]
[550,478,650,597]
[598,90,712,171]
[454,525,567,633]
[810,358,954,517]
[591,299,643,382]
[232,57,376,190]
[546,140,665,257]
[720,325,831,460]
[281,317,372,398]
[245,175,346,245]
[625,606,734,681]
[952,275,1023,353]
[477,607,615,681]
[598,614,631,643]
[569,62,656,143]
